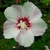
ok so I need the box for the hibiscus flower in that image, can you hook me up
[45,45,50,50]
[3,1,47,47]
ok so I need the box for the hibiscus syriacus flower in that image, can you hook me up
[45,45,50,50]
[3,1,47,47]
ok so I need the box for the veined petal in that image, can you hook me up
[4,20,16,30]
[12,5,26,17]
[14,30,34,47]
[3,21,20,39]
[30,6,42,22]
[30,18,47,36]
[4,6,20,23]
[23,1,42,20]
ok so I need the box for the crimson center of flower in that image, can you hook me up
[16,17,31,29]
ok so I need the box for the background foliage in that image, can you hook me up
[0,0,50,50]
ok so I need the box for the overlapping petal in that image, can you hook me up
[23,1,42,21]
[4,1,42,22]
[12,5,26,17]
[4,6,20,23]
[30,18,47,36]
[14,30,34,47]
[3,21,20,39]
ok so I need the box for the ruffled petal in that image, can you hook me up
[30,18,47,36]
[4,6,20,23]
[14,30,34,47]
[3,21,20,39]
[23,1,42,20]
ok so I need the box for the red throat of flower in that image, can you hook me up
[16,17,31,29]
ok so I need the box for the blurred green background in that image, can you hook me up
[0,0,50,50]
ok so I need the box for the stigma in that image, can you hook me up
[18,20,27,29]
[16,17,31,29]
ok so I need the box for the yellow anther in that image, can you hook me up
[21,22,26,29]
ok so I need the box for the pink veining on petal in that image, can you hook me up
[12,5,22,15]
[33,7,42,19]
[16,31,23,45]
[4,21,15,30]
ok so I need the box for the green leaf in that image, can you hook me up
[31,41,39,50]
[38,39,46,48]
[8,38,18,50]
[0,38,18,50]
[0,12,6,30]
[0,39,9,50]
[47,40,50,48]
[42,28,50,42]
[0,12,6,24]
[4,0,15,5]
[43,0,50,4]
[31,39,46,50]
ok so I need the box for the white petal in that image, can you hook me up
[30,7,42,22]
[14,30,34,47]
[3,21,20,39]
[30,18,47,36]
[4,6,20,23]
[23,1,42,20]
[4,20,16,30]
[45,45,49,50]
[12,5,26,17]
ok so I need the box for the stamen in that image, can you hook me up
[16,17,31,29]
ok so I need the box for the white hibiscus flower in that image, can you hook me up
[45,45,50,50]
[3,1,47,47]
